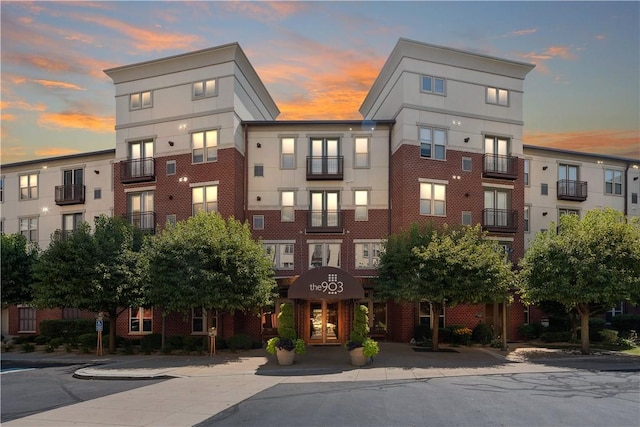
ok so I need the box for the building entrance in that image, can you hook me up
[306,300,342,344]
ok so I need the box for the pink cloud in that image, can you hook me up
[34,147,81,157]
[38,112,114,133]
[525,129,640,159]
[33,80,86,91]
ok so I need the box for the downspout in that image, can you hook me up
[387,122,394,236]
[244,123,249,222]
[624,162,630,217]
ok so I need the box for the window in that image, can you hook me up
[484,136,511,174]
[486,86,509,106]
[541,183,548,195]
[559,208,579,219]
[605,169,623,195]
[523,305,530,325]
[309,190,340,228]
[94,188,102,200]
[420,182,446,216]
[192,307,210,334]
[419,127,446,160]
[166,160,176,175]
[524,205,530,233]
[264,242,295,270]
[254,164,264,177]
[253,215,264,230]
[130,90,152,110]
[633,193,638,204]
[128,191,155,232]
[192,185,217,214]
[18,306,36,333]
[309,243,341,268]
[355,242,381,268]
[129,307,152,333]
[358,292,387,335]
[20,173,38,200]
[354,137,369,168]
[462,157,472,172]
[193,79,217,98]
[19,217,38,243]
[462,211,472,226]
[127,139,154,179]
[309,138,341,176]
[421,75,445,95]
[484,189,511,227]
[62,213,83,238]
[281,137,296,169]
[606,303,624,324]
[524,159,530,185]
[63,308,80,319]
[497,241,514,262]
[419,301,445,329]
[281,190,295,222]
[192,129,218,163]
[354,190,368,221]
[166,214,177,227]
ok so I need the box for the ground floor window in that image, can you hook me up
[523,304,530,325]
[18,306,36,333]
[192,308,217,334]
[419,301,445,329]
[130,307,152,333]
[606,303,624,324]
[359,291,387,335]
[309,242,341,268]
[62,308,81,319]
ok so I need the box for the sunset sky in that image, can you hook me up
[1,1,638,164]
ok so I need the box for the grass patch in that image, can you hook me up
[622,347,640,356]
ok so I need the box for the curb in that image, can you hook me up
[73,367,183,380]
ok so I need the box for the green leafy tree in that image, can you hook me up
[33,216,146,352]
[144,212,277,340]
[519,208,640,354]
[377,223,514,351]
[1,233,38,305]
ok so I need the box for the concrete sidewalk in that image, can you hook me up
[3,343,639,427]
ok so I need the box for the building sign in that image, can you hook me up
[288,266,364,300]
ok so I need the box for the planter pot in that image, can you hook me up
[276,348,295,365]
[349,347,367,367]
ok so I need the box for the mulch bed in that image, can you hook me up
[412,347,459,353]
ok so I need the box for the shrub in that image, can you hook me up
[540,331,572,342]
[227,334,253,350]
[49,338,63,349]
[141,334,163,351]
[4,344,14,352]
[34,335,51,345]
[77,333,97,349]
[45,345,55,353]
[599,329,619,345]
[610,315,640,334]
[451,326,472,346]
[413,324,431,341]
[517,323,547,340]
[183,336,207,352]
[122,339,136,355]
[21,343,35,353]
[438,328,452,343]
[589,318,607,341]
[490,338,503,348]
[39,319,101,342]
[472,323,493,345]
[616,338,636,350]
[166,335,184,351]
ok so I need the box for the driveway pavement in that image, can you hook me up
[2,343,638,427]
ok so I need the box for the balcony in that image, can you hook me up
[482,154,518,180]
[306,156,344,180]
[482,208,518,233]
[126,211,156,234]
[306,210,343,233]
[557,180,588,201]
[54,184,85,205]
[120,158,155,183]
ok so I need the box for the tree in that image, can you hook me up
[144,212,277,341]
[33,215,146,352]
[519,208,640,354]
[1,233,38,305]
[377,222,515,351]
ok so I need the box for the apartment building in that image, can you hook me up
[0,150,115,337]
[2,38,637,342]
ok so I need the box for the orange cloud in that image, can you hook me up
[38,112,114,133]
[1,99,48,112]
[32,80,86,91]
[516,45,577,75]
[508,28,537,37]
[73,13,202,52]
[34,147,81,157]
[525,129,640,159]
[0,145,28,164]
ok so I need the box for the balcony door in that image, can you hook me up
[311,138,339,175]
[310,191,339,228]
[307,301,341,344]
[128,191,154,231]
[129,139,154,177]
[62,168,83,201]
[484,189,509,227]
[559,164,579,195]
[485,136,509,173]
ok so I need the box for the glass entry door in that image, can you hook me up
[308,301,340,344]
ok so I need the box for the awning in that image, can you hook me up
[288,266,364,300]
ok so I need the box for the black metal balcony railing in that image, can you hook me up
[126,211,156,234]
[306,210,343,233]
[557,179,588,201]
[306,156,344,180]
[482,208,518,233]
[482,154,518,180]
[54,184,85,205]
[120,157,155,183]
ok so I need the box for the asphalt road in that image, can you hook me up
[197,371,640,427]
[1,360,166,423]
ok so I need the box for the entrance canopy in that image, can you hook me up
[288,266,364,300]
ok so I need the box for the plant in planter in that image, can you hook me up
[346,305,380,366]
[266,303,305,365]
